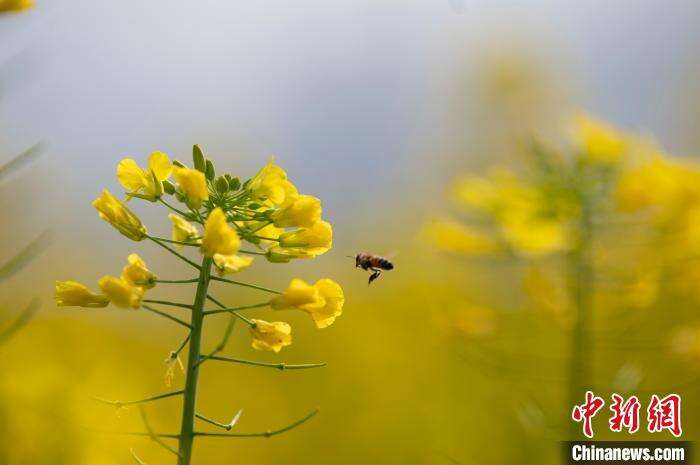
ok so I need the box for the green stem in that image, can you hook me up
[142,305,192,328]
[159,198,196,221]
[194,408,319,438]
[205,294,257,326]
[143,299,193,310]
[210,276,281,294]
[93,390,183,407]
[203,303,269,315]
[239,250,267,256]
[149,236,200,247]
[195,410,242,431]
[202,355,326,371]
[154,278,200,284]
[177,256,213,465]
[567,199,594,440]
[147,236,201,269]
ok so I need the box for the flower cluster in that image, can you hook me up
[425,114,631,258]
[55,146,343,352]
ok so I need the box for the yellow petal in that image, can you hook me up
[249,319,292,352]
[270,278,322,309]
[201,208,240,257]
[213,254,254,275]
[174,167,209,207]
[54,280,110,308]
[117,158,148,192]
[121,253,157,289]
[148,151,173,181]
[98,275,144,309]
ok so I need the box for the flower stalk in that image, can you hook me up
[177,256,212,464]
[566,198,595,440]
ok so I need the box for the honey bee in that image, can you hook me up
[351,252,394,284]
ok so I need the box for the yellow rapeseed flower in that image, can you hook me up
[0,0,32,12]
[615,155,700,214]
[117,151,173,201]
[272,194,322,228]
[201,208,240,257]
[572,114,628,164]
[213,254,254,275]
[54,281,110,308]
[121,253,157,289]
[423,219,500,255]
[249,319,292,352]
[174,166,209,208]
[248,160,298,206]
[98,275,144,309]
[92,190,147,241]
[169,213,200,248]
[253,222,284,247]
[271,278,345,328]
[305,278,344,328]
[499,215,572,257]
[276,220,332,257]
[270,278,321,309]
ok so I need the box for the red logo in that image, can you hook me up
[571,392,682,438]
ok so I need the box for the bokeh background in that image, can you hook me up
[2,1,700,464]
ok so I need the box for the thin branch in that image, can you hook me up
[147,236,201,270]
[148,236,199,248]
[158,198,195,221]
[142,305,192,328]
[204,295,256,327]
[92,390,184,408]
[201,355,326,371]
[172,334,191,357]
[194,408,319,438]
[210,276,280,294]
[0,298,40,346]
[202,302,269,316]
[201,314,236,363]
[94,430,180,439]
[142,299,193,310]
[130,449,148,465]
[152,278,199,284]
[139,406,181,457]
[195,410,242,431]
[238,249,267,256]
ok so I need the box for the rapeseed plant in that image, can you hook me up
[55,146,343,465]
[424,113,682,438]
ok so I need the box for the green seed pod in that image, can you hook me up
[215,176,229,193]
[205,160,215,180]
[175,191,186,203]
[193,145,206,172]
[162,180,176,195]
[173,160,185,168]
[247,202,262,210]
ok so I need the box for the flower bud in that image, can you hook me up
[205,159,215,180]
[92,190,147,241]
[215,176,229,193]
[193,144,206,172]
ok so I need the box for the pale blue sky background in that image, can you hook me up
[1,0,699,248]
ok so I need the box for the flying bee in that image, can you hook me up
[350,252,394,285]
